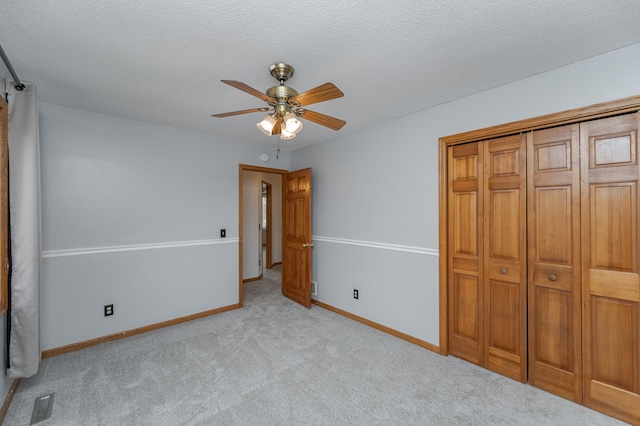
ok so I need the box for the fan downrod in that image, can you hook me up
[269,63,294,83]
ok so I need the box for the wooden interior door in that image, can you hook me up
[282,168,313,308]
[527,124,583,402]
[581,113,640,424]
[483,134,527,383]
[448,143,484,365]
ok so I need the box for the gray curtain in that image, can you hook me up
[6,81,41,378]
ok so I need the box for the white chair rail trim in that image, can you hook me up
[42,238,239,258]
[312,236,439,256]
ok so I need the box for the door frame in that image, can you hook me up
[262,180,273,269]
[438,94,640,356]
[239,164,287,306]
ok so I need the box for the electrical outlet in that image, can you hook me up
[104,304,114,316]
[220,229,226,238]
[353,289,359,299]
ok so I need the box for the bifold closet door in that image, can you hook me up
[448,142,484,366]
[581,113,640,424]
[527,124,582,402]
[447,136,527,383]
[447,111,640,422]
[483,134,527,383]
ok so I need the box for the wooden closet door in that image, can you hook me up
[448,143,484,365]
[581,113,640,424]
[527,125,582,402]
[483,134,527,383]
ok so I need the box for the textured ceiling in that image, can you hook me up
[2,1,640,150]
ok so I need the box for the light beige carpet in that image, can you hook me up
[3,266,623,425]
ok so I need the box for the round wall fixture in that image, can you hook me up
[260,153,269,162]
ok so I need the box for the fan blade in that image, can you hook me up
[221,80,275,103]
[291,83,344,106]
[300,109,346,131]
[272,118,282,135]
[212,107,270,118]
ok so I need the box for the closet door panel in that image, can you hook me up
[591,298,637,390]
[448,143,484,365]
[528,125,582,402]
[533,287,572,369]
[484,134,527,383]
[450,273,482,362]
[591,183,635,270]
[582,113,640,424]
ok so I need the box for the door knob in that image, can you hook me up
[303,243,314,248]
[499,267,507,274]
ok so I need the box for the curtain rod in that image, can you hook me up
[0,44,25,91]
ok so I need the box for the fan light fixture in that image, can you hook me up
[257,114,277,136]
[283,111,303,134]
[256,110,303,139]
[280,127,297,140]
[212,63,346,143]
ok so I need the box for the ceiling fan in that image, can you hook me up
[212,63,346,140]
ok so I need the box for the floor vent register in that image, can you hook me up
[30,393,54,425]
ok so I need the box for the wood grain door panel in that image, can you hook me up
[533,287,573,370]
[581,113,640,424]
[448,143,484,365]
[527,124,582,402]
[591,297,638,391]
[484,134,527,383]
[282,168,312,308]
[488,279,520,352]
[590,183,636,271]
[450,273,482,363]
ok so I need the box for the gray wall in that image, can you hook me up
[242,171,262,279]
[39,103,290,350]
[0,314,9,406]
[264,173,283,265]
[291,42,640,346]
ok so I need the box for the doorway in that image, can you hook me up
[239,164,286,305]
[239,164,314,309]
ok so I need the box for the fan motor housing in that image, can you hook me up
[266,85,298,100]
